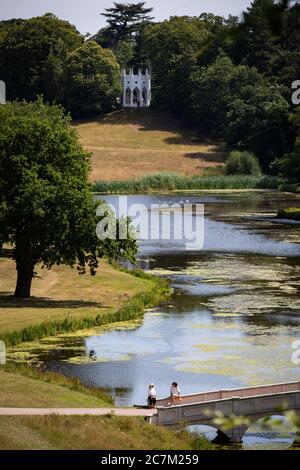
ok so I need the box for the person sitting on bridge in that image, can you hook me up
[169,382,182,406]
[147,383,157,408]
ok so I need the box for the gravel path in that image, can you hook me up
[0,407,157,417]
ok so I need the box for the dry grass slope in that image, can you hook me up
[73,109,225,182]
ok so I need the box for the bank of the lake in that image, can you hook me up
[278,207,300,221]
[93,173,285,194]
[0,259,170,347]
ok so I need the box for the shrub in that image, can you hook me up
[225,151,261,176]
[277,207,300,221]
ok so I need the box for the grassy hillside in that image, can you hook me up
[0,367,111,408]
[0,415,212,450]
[74,109,225,182]
[0,365,212,450]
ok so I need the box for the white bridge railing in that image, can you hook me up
[154,380,300,442]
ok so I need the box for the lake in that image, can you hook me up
[16,191,300,448]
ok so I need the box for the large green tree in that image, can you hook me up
[274,136,300,182]
[0,14,83,102]
[189,56,236,136]
[232,0,279,75]
[274,109,300,182]
[144,16,209,114]
[0,99,137,298]
[97,2,153,49]
[64,41,121,117]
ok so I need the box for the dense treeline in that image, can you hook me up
[0,14,121,117]
[0,1,299,180]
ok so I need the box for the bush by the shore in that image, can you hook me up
[277,207,300,221]
[225,151,261,176]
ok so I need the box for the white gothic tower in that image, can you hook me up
[121,68,151,108]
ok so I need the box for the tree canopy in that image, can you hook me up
[92,2,153,66]
[0,99,137,298]
[100,2,153,48]
[0,14,83,102]
[64,41,121,117]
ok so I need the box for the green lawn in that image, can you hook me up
[0,258,153,335]
[0,369,110,408]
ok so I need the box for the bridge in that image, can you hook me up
[152,380,300,443]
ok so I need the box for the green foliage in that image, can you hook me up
[143,16,210,113]
[274,135,300,182]
[113,40,135,68]
[225,151,262,175]
[0,99,137,297]
[0,14,122,116]
[277,207,300,221]
[64,41,121,117]
[225,74,290,169]
[0,14,83,102]
[190,56,290,168]
[93,172,282,193]
[189,56,236,135]
[100,2,153,49]
[92,1,153,66]
[237,0,279,75]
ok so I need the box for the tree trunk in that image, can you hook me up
[14,260,34,299]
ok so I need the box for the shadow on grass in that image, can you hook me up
[0,292,106,309]
[74,109,214,143]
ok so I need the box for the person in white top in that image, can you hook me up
[148,383,157,408]
[169,381,181,406]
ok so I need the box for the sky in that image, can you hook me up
[0,0,253,35]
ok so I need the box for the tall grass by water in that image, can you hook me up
[93,172,283,193]
[0,274,170,347]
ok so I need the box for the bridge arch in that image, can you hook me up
[242,414,297,449]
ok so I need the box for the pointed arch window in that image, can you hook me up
[125,87,131,105]
[133,86,140,105]
[142,87,147,104]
